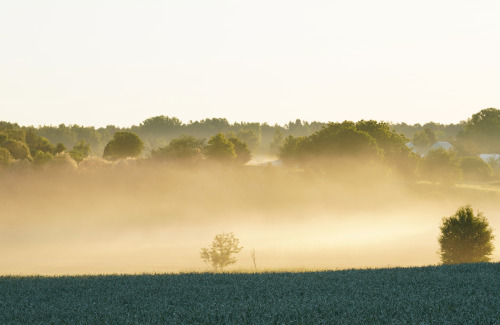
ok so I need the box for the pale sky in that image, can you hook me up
[1,0,499,127]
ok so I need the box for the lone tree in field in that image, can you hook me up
[438,205,495,264]
[200,232,243,272]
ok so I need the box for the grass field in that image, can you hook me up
[1,263,499,324]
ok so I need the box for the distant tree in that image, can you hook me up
[69,140,91,163]
[151,135,205,162]
[139,116,183,138]
[279,121,383,168]
[33,150,54,166]
[200,232,243,272]
[25,129,55,156]
[0,147,13,167]
[205,133,236,161]
[229,137,252,165]
[456,108,500,155]
[1,129,26,143]
[237,124,261,152]
[270,127,285,155]
[438,205,495,264]
[103,131,144,160]
[413,128,437,148]
[420,148,462,184]
[279,135,307,165]
[54,143,66,154]
[355,120,416,175]
[250,247,257,271]
[460,156,492,182]
[285,119,310,137]
[50,153,78,171]
[1,139,31,160]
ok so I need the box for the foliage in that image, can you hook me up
[438,205,495,264]
[1,263,499,324]
[54,143,66,154]
[456,108,500,155]
[280,121,403,171]
[25,129,54,156]
[419,148,462,184]
[151,135,205,162]
[138,115,183,139]
[355,120,416,175]
[460,156,492,182]
[103,132,144,160]
[200,232,243,272]
[412,127,437,148]
[279,135,306,164]
[0,147,13,167]
[69,140,91,163]
[228,137,252,164]
[236,124,261,152]
[33,150,54,166]
[50,153,78,171]
[270,127,285,154]
[205,133,236,161]
[1,139,31,160]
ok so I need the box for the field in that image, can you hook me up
[1,263,499,324]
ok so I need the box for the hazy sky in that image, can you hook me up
[1,0,499,127]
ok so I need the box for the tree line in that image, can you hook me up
[0,114,476,157]
[1,108,499,184]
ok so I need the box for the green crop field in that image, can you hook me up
[1,263,499,324]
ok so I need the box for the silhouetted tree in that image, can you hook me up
[103,132,144,160]
[439,205,495,264]
[200,232,243,272]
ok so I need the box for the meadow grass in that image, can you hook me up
[1,263,499,324]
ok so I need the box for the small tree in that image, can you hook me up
[438,205,495,264]
[200,232,243,272]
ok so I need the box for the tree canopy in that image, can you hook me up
[205,133,237,161]
[279,120,415,175]
[419,148,462,184]
[103,132,144,160]
[151,135,205,162]
[456,108,500,155]
[438,205,495,264]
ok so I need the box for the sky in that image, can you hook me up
[1,0,499,127]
